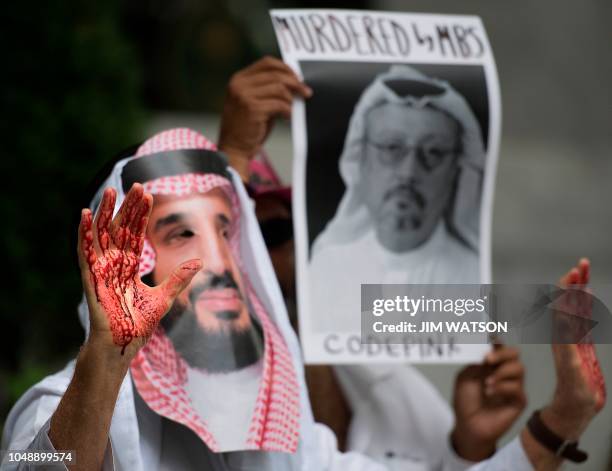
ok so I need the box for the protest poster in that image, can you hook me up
[270,9,500,363]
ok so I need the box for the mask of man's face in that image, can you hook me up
[146,187,263,372]
[361,103,461,253]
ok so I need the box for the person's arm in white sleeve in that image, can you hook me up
[313,421,530,471]
[312,422,387,471]
[2,417,113,471]
[440,439,478,471]
[467,388,602,471]
[464,436,531,471]
[1,392,114,471]
[40,184,198,470]
[1,396,64,471]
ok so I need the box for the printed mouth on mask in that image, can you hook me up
[213,310,240,321]
[189,270,243,316]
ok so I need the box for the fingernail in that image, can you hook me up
[305,86,313,97]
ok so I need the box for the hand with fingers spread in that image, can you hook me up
[46,184,201,470]
[542,258,606,437]
[520,258,607,469]
[78,183,201,357]
[217,56,312,181]
[451,344,527,461]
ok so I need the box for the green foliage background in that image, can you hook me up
[0,0,145,425]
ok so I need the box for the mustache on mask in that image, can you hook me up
[383,181,426,210]
[188,270,242,305]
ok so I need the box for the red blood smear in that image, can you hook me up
[81,189,199,354]
[82,190,166,353]
[578,343,607,409]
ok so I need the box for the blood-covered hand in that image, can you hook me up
[519,258,606,469]
[542,258,606,438]
[77,183,201,359]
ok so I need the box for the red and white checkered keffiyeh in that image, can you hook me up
[128,128,300,453]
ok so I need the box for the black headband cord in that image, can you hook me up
[121,149,231,193]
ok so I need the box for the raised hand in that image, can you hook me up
[451,344,526,461]
[518,258,607,470]
[546,258,606,437]
[218,56,312,181]
[77,183,201,357]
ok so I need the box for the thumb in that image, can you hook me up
[77,208,98,303]
[158,259,202,308]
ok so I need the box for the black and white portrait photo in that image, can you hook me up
[307,62,488,334]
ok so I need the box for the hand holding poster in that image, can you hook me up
[270,9,501,363]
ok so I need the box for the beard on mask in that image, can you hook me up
[160,295,264,374]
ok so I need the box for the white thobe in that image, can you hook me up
[1,358,533,471]
[183,360,262,451]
